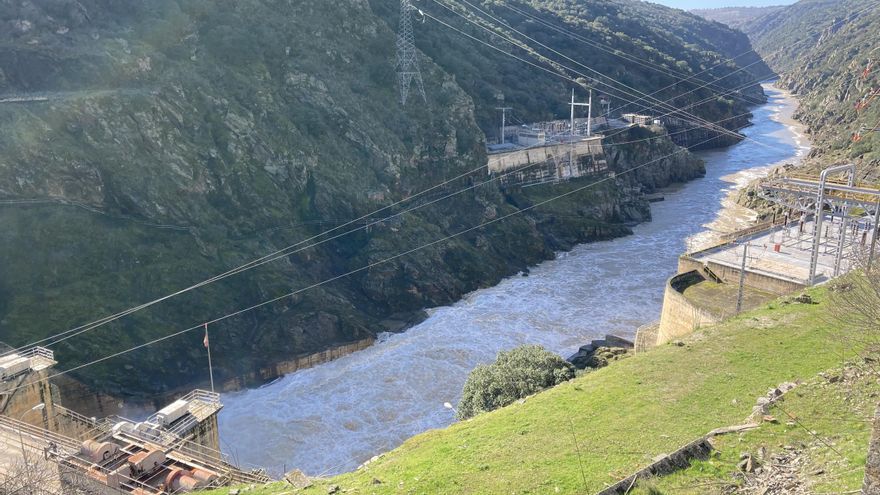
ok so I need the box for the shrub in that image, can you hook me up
[456,344,575,420]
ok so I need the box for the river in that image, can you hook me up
[217,86,810,477]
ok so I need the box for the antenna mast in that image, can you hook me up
[396,0,427,105]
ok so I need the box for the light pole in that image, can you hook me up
[443,402,457,416]
[19,403,45,493]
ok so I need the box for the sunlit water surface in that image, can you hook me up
[218,86,810,476]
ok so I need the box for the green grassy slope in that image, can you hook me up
[638,362,877,493]
[206,288,868,494]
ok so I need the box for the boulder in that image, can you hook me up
[284,469,313,489]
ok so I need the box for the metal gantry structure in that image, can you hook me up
[396,0,427,105]
[760,164,880,284]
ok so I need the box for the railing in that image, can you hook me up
[20,346,55,362]
[0,414,81,454]
[719,220,777,243]
[143,389,222,439]
[787,172,880,190]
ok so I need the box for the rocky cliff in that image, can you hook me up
[741,0,880,180]
[0,0,753,397]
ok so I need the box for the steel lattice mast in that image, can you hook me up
[396,0,426,105]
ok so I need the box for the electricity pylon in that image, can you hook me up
[396,0,427,105]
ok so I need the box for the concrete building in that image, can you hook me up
[0,346,270,493]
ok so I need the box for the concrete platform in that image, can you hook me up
[682,280,776,318]
[690,217,877,286]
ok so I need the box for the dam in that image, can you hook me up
[218,86,811,476]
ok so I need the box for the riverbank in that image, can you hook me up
[687,85,810,252]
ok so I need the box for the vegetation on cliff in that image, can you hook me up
[372,0,771,138]
[741,0,880,180]
[0,0,759,396]
[691,6,786,32]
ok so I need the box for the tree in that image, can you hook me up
[456,345,575,420]
[828,252,880,352]
[827,251,880,492]
[0,449,101,495]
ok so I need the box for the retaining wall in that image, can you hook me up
[0,368,58,432]
[220,338,375,392]
[487,137,604,174]
[655,271,722,346]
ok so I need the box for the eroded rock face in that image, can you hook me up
[568,334,635,370]
[0,0,709,396]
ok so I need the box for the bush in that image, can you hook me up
[456,345,575,420]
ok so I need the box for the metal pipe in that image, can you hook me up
[736,243,748,314]
[833,167,857,277]
[870,199,880,272]
[808,164,856,284]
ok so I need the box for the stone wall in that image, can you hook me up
[634,322,660,354]
[656,271,723,346]
[0,368,58,432]
[186,413,222,457]
[219,338,375,392]
[487,137,604,174]
[52,405,101,440]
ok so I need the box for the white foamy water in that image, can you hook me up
[218,86,808,476]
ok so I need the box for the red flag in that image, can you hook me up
[203,323,209,348]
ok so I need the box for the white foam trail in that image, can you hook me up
[218,87,807,477]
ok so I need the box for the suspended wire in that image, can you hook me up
[4,0,819,354]
[496,1,768,107]
[611,0,880,117]
[429,0,747,144]
[5,130,733,395]
[429,0,880,156]
[4,115,728,355]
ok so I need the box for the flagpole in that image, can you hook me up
[204,323,215,393]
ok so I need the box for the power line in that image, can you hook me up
[5,130,733,395]
[611,0,880,117]
[5,123,708,355]
[3,2,816,357]
[430,0,747,143]
[496,2,768,107]
[5,12,790,356]
[445,0,774,138]
[436,0,880,159]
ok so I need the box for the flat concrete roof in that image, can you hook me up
[690,216,877,285]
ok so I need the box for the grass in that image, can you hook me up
[207,288,869,494]
[634,362,878,494]
[682,280,776,318]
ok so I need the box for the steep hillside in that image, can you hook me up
[0,0,763,397]
[743,0,880,179]
[378,0,772,139]
[692,6,786,32]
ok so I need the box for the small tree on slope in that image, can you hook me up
[456,344,575,420]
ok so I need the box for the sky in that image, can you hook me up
[650,0,797,9]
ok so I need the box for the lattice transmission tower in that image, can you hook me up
[396,0,426,105]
